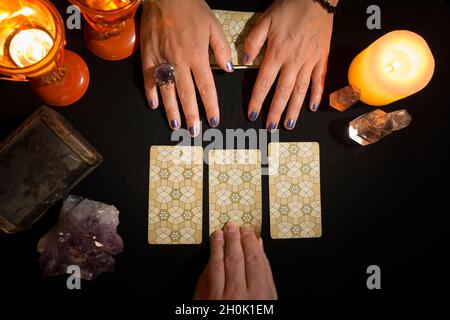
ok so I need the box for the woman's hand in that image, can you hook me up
[245,0,335,130]
[141,0,233,136]
[194,221,278,300]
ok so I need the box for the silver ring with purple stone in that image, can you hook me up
[154,63,175,86]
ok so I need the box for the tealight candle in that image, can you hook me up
[0,0,90,107]
[330,30,435,111]
[9,28,53,68]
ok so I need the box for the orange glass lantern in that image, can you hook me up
[0,0,89,107]
[69,0,141,61]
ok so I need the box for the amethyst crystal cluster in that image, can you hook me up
[37,195,123,280]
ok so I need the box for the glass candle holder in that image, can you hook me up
[69,0,141,61]
[0,0,90,107]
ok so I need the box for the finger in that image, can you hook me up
[258,239,278,299]
[174,64,199,133]
[284,65,313,130]
[142,57,159,109]
[244,15,271,65]
[223,221,246,293]
[263,254,278,299]
[248,52,281,122]
[266,64,299,131]
[207,230,226,296]
[309,58,327,112]
[159,82,181,130]
[210,21,234,72]
[191,59,220,128]
[240,227,266,290]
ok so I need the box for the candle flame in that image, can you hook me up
[385,60,402,74]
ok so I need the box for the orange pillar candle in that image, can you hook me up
[330,30,435,111]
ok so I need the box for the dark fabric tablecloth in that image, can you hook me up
[0,0,449,301]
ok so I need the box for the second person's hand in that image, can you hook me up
[141,0,234,136]
[194,221,278,300]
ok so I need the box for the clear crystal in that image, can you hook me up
[330,85,361,112]
[349,109,412,146]
[389,109,412,131]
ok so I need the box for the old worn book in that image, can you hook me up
[0,106,103,234]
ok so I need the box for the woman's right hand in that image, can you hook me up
[141,0,234,136]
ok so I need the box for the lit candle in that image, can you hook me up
[83,0,131,11]
[0,0,90,107]
[9,28,54,68]
[70,0,140,61]
[330,30,435,111]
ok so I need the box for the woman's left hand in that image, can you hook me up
[244,0,335,130]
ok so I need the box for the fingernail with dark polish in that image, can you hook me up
[243,53,251,65]
[210,117,219,128]
[286,119,295,129]
[268,122,277,132]
[189,125,198,137]
[249,111,258,121]
[311,103,319,112]
[170,119,178,129]
[226,61,234,72]
[149,100,157,109]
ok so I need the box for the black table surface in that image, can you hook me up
[1,0,449,302]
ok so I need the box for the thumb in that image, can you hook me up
[244,15,270,65]
[210,21,234,72]
[310,58,328,111]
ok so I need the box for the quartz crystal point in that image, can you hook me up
[330,85,361,112]
[37,195,123,280]
[349,109,412,146]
